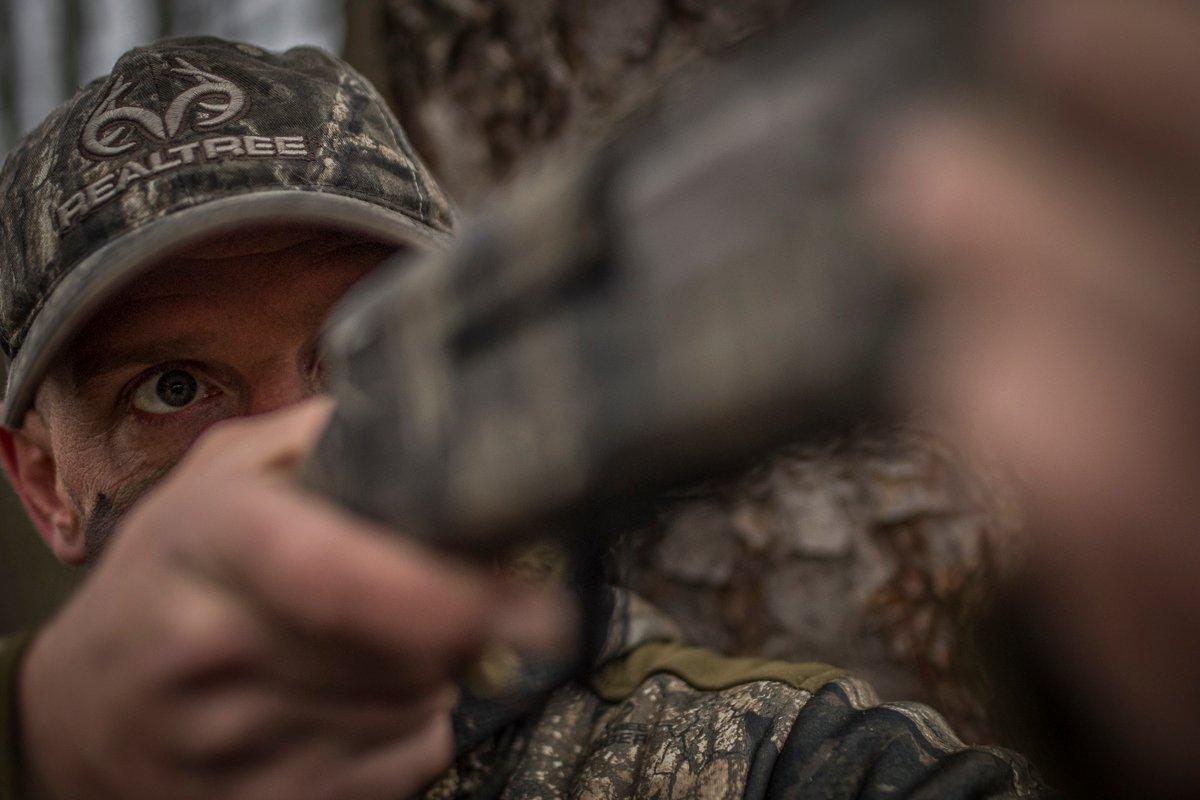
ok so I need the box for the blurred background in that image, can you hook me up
[0,0,343,154]
[0,0,1022,744]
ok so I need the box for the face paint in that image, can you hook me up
[82,466,172,563]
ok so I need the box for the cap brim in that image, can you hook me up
[2,190,450,428]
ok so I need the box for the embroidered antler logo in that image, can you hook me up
[59,57,309,230]
[81,58,248,158]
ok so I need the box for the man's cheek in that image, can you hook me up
[58,433,166,509]
[75,459,176,563]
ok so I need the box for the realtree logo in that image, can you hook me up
[57,57,312,229]
[82,57,247,157]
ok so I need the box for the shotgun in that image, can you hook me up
[300,0,980,707]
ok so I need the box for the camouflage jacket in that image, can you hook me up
[423,590,1054,799]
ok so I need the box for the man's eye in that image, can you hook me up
[131,369,207,415]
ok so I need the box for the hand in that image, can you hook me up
[17,399,571,800]
[871,0,1200,787]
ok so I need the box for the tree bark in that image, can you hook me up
[377,0,811,206]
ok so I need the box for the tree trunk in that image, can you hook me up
[376,0,812,206]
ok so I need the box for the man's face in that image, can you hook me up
[6,228,396,562]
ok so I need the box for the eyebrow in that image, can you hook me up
[70,333,219,390]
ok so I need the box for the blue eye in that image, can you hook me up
[132,368,205,414]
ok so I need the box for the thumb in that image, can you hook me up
[255,396,337,473]
[198,396,336,475]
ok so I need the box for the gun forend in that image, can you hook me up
[300,0,981,553]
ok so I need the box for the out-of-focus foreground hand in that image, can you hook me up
[17,399,571,800]
[871,0,1200,790]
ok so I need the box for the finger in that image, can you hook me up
[240,564,574,699]
[170,684,455,773]
[163,584,450,699]
[197,486,575,675]
[251,395,336,473]
[994,0,1200,171]
[315,713,453,800]
[210,712,451,800]
[185,395,335,475]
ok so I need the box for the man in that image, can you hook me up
[0,2,1196,796]
[0,32,1054,800]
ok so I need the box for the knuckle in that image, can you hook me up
[174,693,281,768]
[162,595,261,682]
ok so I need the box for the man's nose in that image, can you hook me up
[245,366,319,417]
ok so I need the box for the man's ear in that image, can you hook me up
[0,407,85,565]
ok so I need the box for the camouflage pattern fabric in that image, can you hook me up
[426,589,1055,800]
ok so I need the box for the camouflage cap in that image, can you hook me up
[0,36,453,428]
